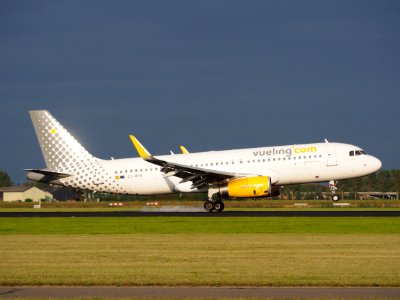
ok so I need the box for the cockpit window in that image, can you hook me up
[350,150,367,156]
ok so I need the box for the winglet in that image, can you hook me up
[129,135,152,158]
[180,146,189,154]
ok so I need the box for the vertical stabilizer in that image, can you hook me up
[29,110,97,171]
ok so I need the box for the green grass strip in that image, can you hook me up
[1,217,399,234]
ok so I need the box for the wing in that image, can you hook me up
[129,135,238,189]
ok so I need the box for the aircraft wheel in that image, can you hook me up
[204,200,215,212]
[332,194,340,202]
[214,200,225,212]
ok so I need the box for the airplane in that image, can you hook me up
[26,110,382,212]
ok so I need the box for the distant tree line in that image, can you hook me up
[0,170,12,187]
[280,170,400,200]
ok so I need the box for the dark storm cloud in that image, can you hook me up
[0,0,399,183]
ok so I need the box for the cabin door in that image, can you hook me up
[326,145,337,166]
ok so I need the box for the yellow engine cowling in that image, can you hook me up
[219,176,272,198]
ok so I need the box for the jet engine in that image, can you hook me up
[219,176,272,198]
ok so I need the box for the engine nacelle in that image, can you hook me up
[219,176,272,198]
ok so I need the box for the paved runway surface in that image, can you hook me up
[0,210,400,217]
[1,286,400,298]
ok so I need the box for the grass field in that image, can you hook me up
[1,234,399,286]
[0,216,399,287]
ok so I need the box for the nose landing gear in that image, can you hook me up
[329,180,341,202]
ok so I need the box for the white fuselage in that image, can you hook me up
[58,142,382,195]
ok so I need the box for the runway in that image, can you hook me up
[1,286,399,298]
[0,210,399,217]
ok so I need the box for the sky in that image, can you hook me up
[0,0,399,184]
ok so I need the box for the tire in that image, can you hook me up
[204,200,215,212]
[332,194,340,202]
[214,200,225,212]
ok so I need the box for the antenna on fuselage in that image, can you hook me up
[324,139,329,143]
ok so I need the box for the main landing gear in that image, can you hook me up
[329,180,340,202]
[203,199,225,212]
[204,187,225,212]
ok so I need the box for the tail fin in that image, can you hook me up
[29,110,98,171]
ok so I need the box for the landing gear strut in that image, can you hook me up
[329,180,340,202]
[204,187,225,212]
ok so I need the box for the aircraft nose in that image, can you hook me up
[370,156,382,172]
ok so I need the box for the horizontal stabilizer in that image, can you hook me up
[25,169,72,178]
[25,169,72,185]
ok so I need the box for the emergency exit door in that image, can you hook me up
[326,145,337,166]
